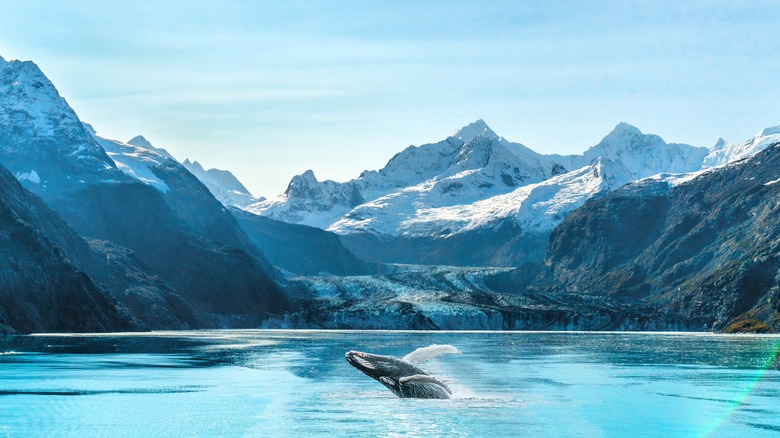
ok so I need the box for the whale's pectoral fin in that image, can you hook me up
[399,374,452,394]
[402,344,461,364]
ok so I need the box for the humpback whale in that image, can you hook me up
[345,344,460,399]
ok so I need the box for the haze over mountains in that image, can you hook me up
[1,54,779,333]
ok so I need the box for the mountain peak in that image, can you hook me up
[0,57,119,190]
[127,135,175,160]
[2,58,63,104]
[713,138,728,149]
[180,159,259,207]
[300,169,317,181]
[182,158,205,173]
[584,122,707,179]
[759,125,780,137]
[595,123,647,148]
[284,169,320,197]
[451,119,499,143]
[128,135,153,149]
[610,122,642,136]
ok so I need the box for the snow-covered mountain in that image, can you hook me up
[547,140,780,332]
[0,55,126,196]
[701,126,780,168]
[329,157,633,238]
[92,128,262,209]
[246,118,780,266]
[247,120,707,244]
[85,124,173,193]
[181,158,263,208]
[581,122,709,178]
[248,120,556,229]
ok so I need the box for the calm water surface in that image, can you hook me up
[1,331,779,437]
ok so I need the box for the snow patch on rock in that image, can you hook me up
[15,170,41,184]
[764,177,780,186]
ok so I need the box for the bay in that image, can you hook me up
[1,331,779,437]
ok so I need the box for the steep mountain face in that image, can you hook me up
[0,57,287,327]
[103,131,366,275]
[547,142,780,332]
[181,158,263,208]
[86,125,171,192]
[0,162,138,334]
[0,57,127,197]
[230,207,378,276]
[84,238,200,330]
[248,120,706,267]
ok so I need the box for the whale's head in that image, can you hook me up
[346,350,410,383]
[346,349,453,399]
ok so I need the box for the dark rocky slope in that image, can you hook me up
[547,142,780,332]
[48,168,287,326]
[0,163,137,334]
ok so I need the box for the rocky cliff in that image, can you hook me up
[547,143,780,332]
[0,163,138,334]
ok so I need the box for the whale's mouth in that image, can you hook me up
[346,351,376,370]
[346,350,410,383]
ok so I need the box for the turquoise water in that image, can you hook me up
[1,331,779,437]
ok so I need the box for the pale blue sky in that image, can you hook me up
[1,1,778,197]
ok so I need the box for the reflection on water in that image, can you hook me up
[1,331,779,437]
